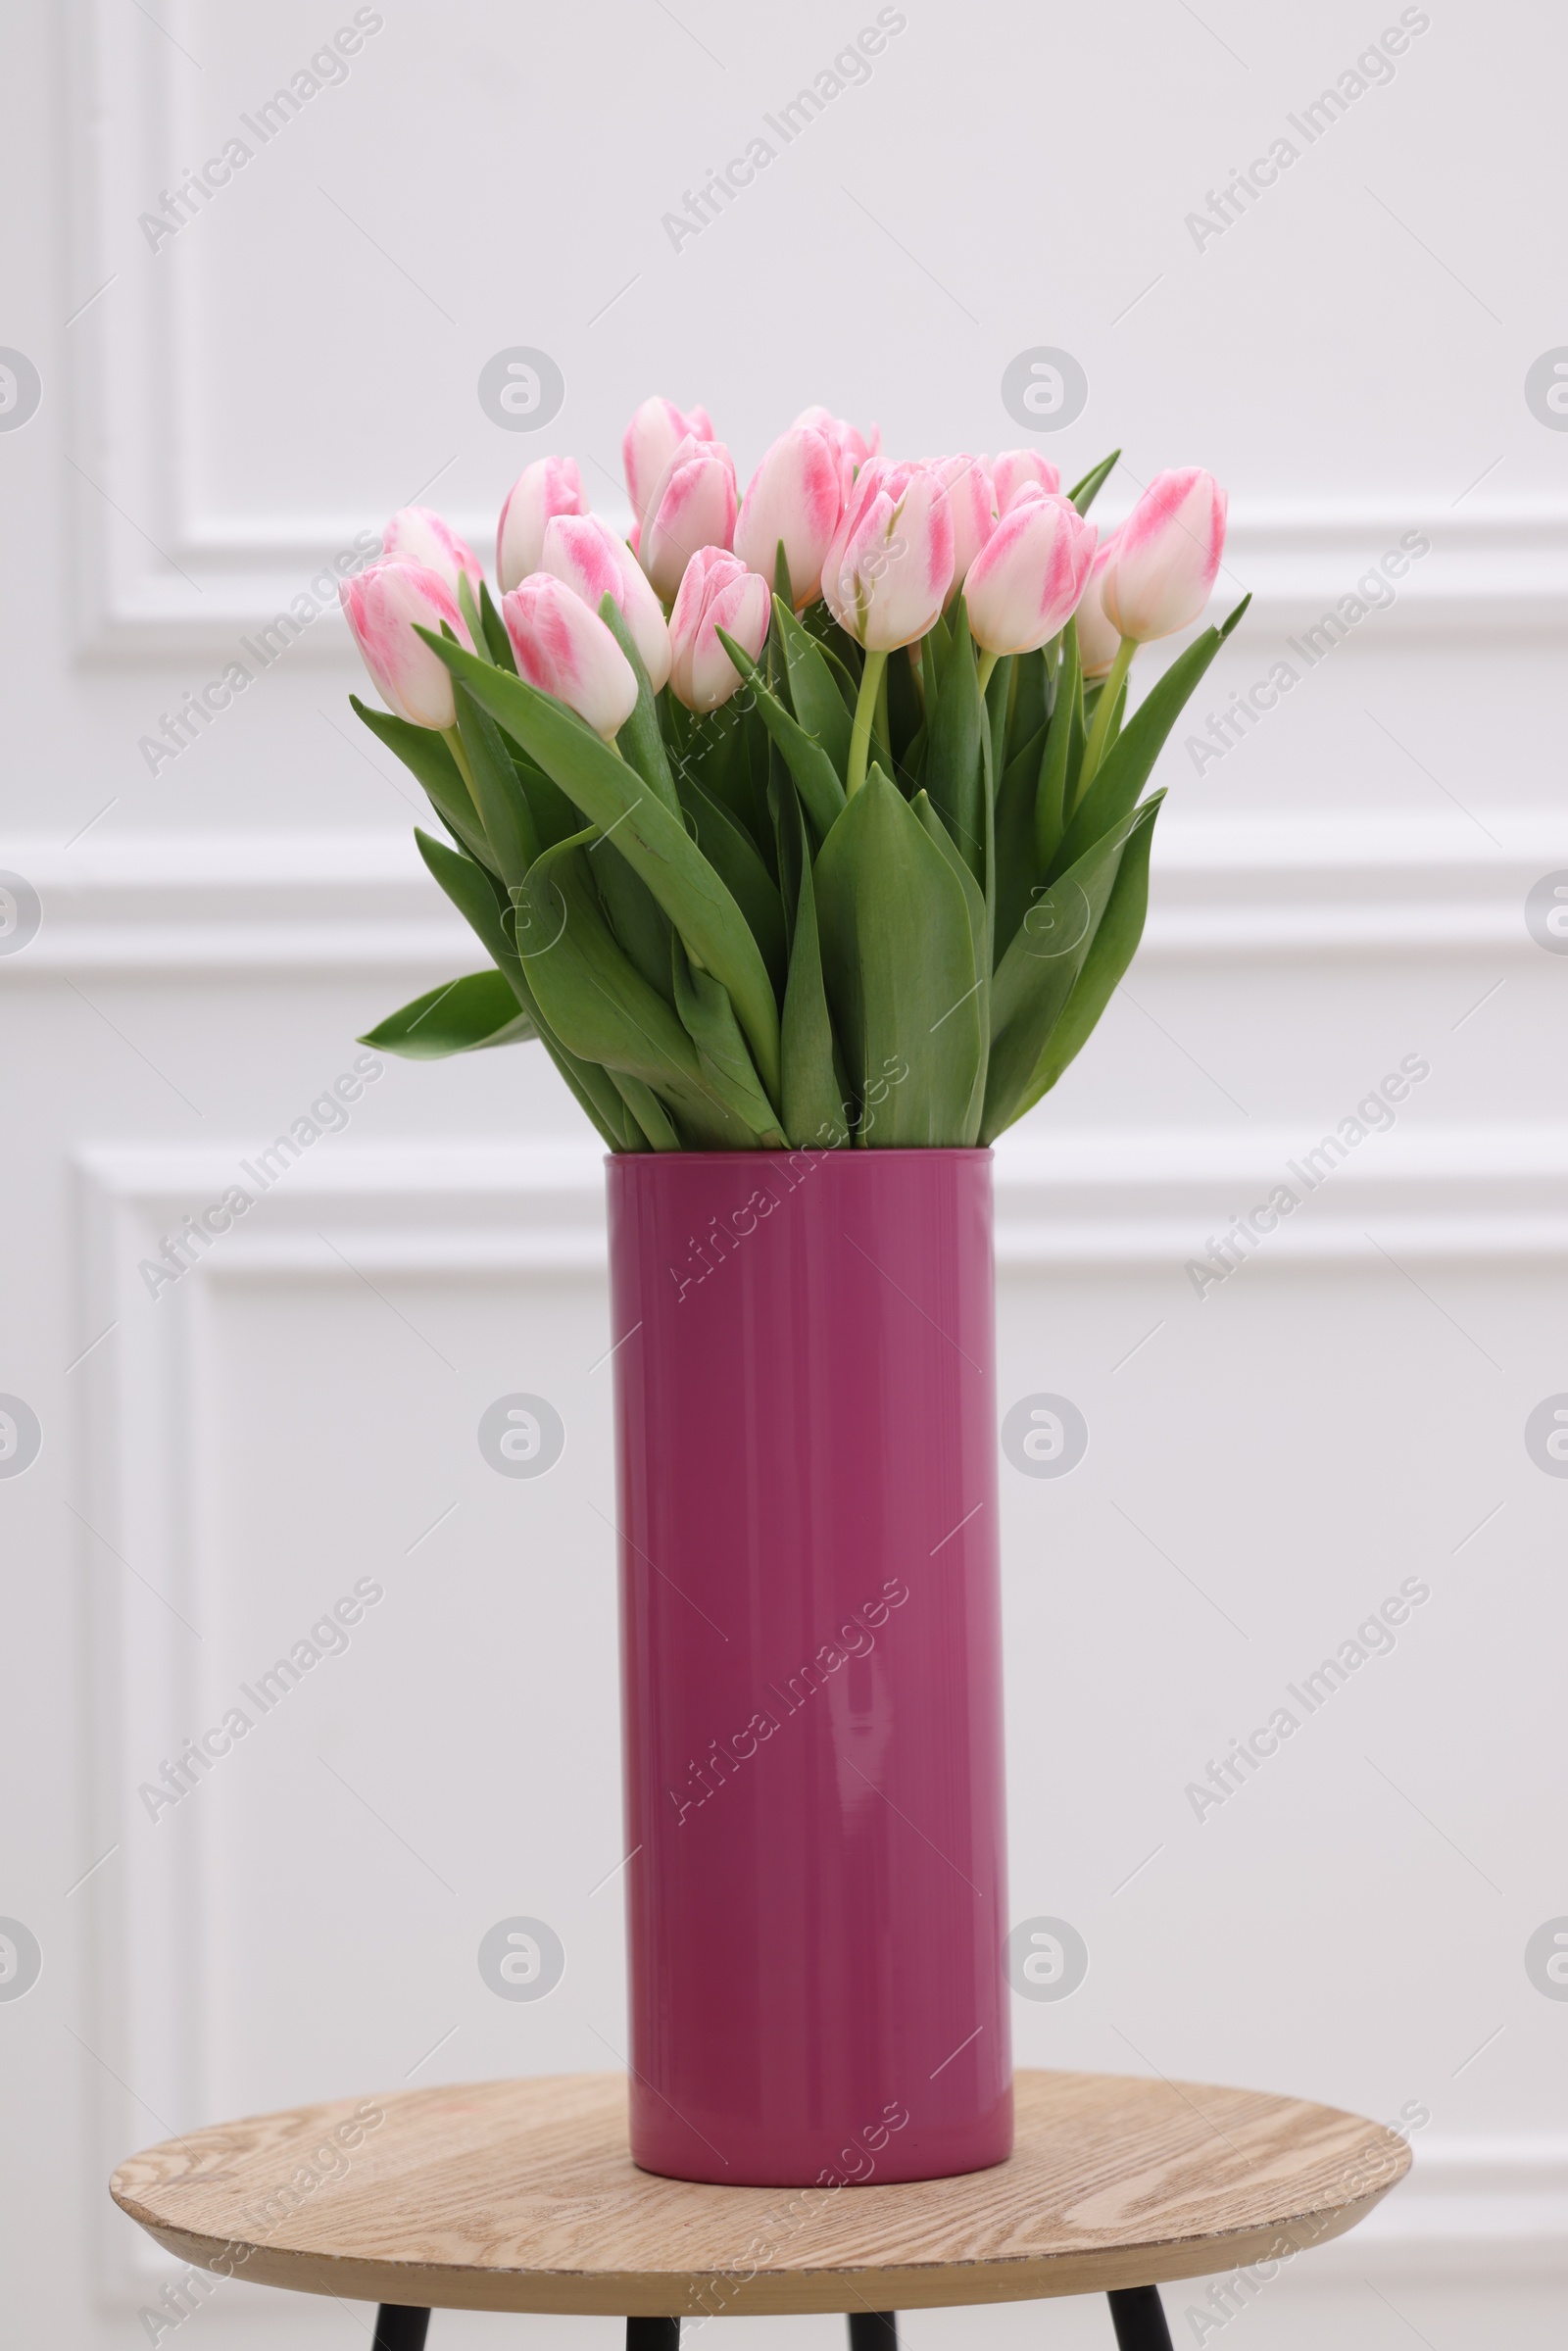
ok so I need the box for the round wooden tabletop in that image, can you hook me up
[110,2069,1410,2317]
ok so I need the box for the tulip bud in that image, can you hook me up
[339,562,474,731]
[1100,468,1228,642]
[821,460,955,652]
[990,451,1061,514]
[501,575,639,741]
[794,405,880,481]
[540,512,672,692]
[622,396,715,532]
[1073,532,1122,679]
[638,436,739,603]
[496,457,587,594]
[667,548,771,713]
[963,491,1098,657]
[932,455,997,601]
[380,506,484,598]
[733,426,844,606]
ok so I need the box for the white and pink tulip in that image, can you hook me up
[339,561,473,731]
[1100,468,1228,642]
[638,436,740,603]
[622,396,715,535]
[667,548,771,713]
[822,459,955,652]
[733,424,844,607]
[963,490,1098,658]
[541,511,672,691]
[496,457,587,594]
[501,574,639,741]
[379,506,484,599]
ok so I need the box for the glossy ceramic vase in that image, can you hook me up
[606,1146,1012,2188]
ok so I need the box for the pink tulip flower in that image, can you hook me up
[667,548,771,713]
[1073,532,1123,679]
[822,460,955,651]
[380,506,484,598]
[990,451,1061,514]
[339,562,474,731]
[794,405,881,498]
[964,490,1098,658]
[496,457,587,594]
[638,436,739,603]
[622,396,715,533]
[733,425,844,607]
[932,455,997,601]
[501,574,639,741]
[541,511,672,692]
[1100,469,1228,642]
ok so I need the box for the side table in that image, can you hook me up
[111,2068,1410,2350]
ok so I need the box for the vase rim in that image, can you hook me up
[604,1146,995,1165]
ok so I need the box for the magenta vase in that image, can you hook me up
[605,1146,1012,2188]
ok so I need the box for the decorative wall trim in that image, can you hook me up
[59,19,1568,658]
[7,816,1566,976]
[77,1136,1568,2301]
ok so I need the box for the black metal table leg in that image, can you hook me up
[626,2321,681,2351]
[372,2312,430,2351]
[847,2315,899,2351]
[1107,2284,1174,2349]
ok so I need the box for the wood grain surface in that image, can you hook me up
[109,2069,1410,2315]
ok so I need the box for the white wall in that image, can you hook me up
[3,1,1566,2346]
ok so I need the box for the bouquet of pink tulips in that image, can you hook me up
[341,399,1244,1151]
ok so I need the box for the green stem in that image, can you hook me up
[1075,636,1135,797]
[846,646,888,797]
[441,725,480,813]
[975,646,1000,697]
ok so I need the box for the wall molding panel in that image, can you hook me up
[7,815,1568,976]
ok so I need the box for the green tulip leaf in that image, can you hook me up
[514,829,766,1150]
[1009,791,1163,1123]
[814,765,982,1146]
[981,794,1163,1140]
[477,579,517,671]
[714,624,847,842]
[359,969,537,1058]
[672,939,786,1146]
[1050,597,1249,880]
[350,696,491,869]
[922,598,985,883]
[780,790,850,1149]
[416,630,781,1106]
[773,595,853,774]
[599,595,681,819]
[673,763,787,999]
[1068,449,1121,516]
[454,684,539,887]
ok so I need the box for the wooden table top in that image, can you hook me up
[110,2069,1410,2316]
